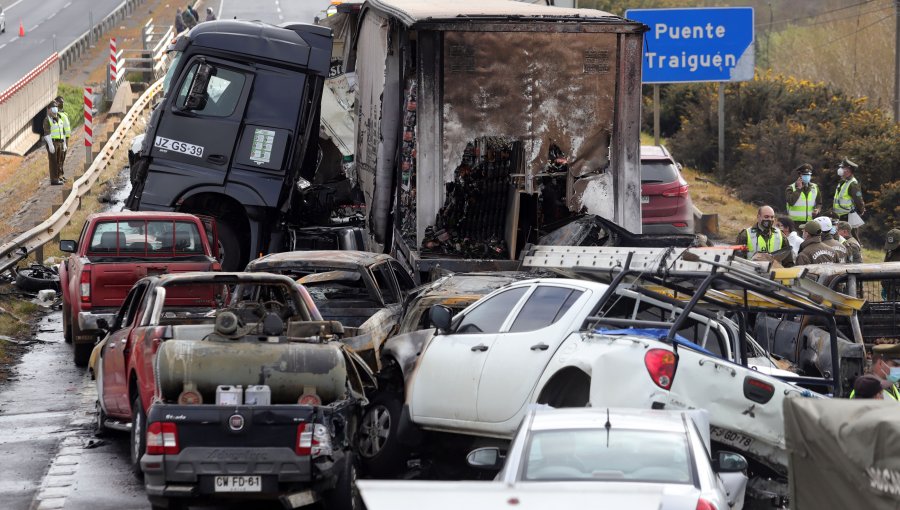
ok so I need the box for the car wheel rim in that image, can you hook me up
[359,404,390,458]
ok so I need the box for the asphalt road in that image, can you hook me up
[216,0,334,25]
[0,0,125,91]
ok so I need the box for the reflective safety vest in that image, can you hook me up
[745,228,783,255]
[59,112,71,138]
[849,384,900,401]
[833,177,858,216]
[48,117,65,140]
[786,183,818,223]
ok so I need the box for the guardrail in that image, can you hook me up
[119,19,174,85]
[0,78,163,275]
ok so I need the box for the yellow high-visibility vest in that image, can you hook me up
[745,228,783,255]
[59,112,72,137]
[48,117,65,140]
[786,183,818,223]
[833,177,858,216]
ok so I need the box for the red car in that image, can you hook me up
[59,212,220,366]
[640,145,695,234]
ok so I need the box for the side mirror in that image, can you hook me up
[59,240,77,253]
[466,447,504,470]
[182,61,214,111]
[713,451,748,473]
[429,305,452,334]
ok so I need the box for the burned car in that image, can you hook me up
[246,250,417,371]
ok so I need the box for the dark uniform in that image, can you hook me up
[796,221,837,265]
[884,228,900,300]
[836,221,862,263]
[821,233,848,263]
[42,105,65,185]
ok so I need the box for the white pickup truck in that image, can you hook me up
[363,247,862,502]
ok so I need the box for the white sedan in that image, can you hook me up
[359,407,748,510]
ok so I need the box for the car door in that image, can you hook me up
[101,283,147,416]
[476,284,590,425]
[410,286,530,425]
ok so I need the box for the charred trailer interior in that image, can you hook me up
[340,0,647,278]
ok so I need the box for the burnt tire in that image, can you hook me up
[324,452,364,510]
[358,392,405,476]
[215,221,243,271]
[149,497,187,510]
[130,394,146,478]
[16,266,60,292]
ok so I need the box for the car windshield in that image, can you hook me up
[523,428,693,485]
[641,161,678,184]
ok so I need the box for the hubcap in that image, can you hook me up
[359,404,390,458]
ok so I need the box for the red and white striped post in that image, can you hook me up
[109,37,117,79]
[83,87,93,172]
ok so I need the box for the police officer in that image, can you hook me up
[795,220,837,265]
[42,102,66,185]
[849,344,900,401]
[785,163,820,224]
[831,158,865,239]
[737,205,786,258]
[836,221,862,263]
[815,216,847,263]
[53,96,71,175]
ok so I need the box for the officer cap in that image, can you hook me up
[873,343,900,359]
[839,158,858,169]
[835,221,851,232]
[885,228,900,251]
[794,163,813,175]
[803,221,822,236]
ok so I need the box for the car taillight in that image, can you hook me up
[743,376,775,404]
[661,184,689,197]
[146,422,179,455]
[696,498,717,510]
[80,268,91,303]
[644,348,677,390]
[296,422,313,456]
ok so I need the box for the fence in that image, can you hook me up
[118,19,175,87]
[0,79,164,275]
[0,0,146,154]
[0,54,60,155]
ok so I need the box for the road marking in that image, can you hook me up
[29,25,39,31]
[8,37,16,43]
[219,0,225,18]
[5,0,27,11]
[47,12,56,20]
[63,1,72,8]
[0,44,6,49]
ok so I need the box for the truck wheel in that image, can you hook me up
[324,452,363,510]
[358,392,405,476]
[130,394,146,478]
[73,341,92,367]
[216,222,243,271]
[63,306,72,344]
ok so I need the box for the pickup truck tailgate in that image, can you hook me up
[91,260,212,308]
[147,404,313,448]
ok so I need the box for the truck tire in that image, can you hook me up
[216,221,243,271]
[73,341,92,367]
[130,394,146,478]
[324,452,363,510]
[63,305,72,344]
[358,392,405,476]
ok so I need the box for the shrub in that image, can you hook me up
[57,83,84,128]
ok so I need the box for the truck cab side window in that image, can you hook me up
[175,63,246,118]
[455,287,528,334]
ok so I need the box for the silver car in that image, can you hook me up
[468,407,748,510]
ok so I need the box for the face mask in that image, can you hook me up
[889,367,900,384]
[760,220,773,230]
[801,174,811,185]
[50,107,58,115]
[837,167,845,178]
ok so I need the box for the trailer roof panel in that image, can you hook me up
[365,0,629,26]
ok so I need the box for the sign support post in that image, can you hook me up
[718,83,725,180]
[653,84,660,145]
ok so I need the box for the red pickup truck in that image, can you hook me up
[59,212,219,366]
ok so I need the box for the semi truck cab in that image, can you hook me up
[128,20,333,270]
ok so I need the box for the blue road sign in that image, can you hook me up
[625,7,755,84]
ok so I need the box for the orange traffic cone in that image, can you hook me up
[18,21,24,37]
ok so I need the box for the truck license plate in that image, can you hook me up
[641,195,650,204]
[154,136,204,158]
[214,475,262,493]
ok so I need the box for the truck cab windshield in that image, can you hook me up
[163,51,183,96]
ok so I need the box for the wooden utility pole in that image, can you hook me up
[894,0,900,122]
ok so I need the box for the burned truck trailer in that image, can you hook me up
[349,0,647,276]
[126,21,340,271]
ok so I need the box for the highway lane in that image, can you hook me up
[0,0,125,91]
[217,0,333,25]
